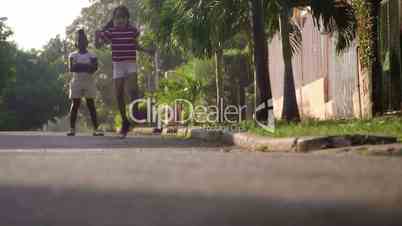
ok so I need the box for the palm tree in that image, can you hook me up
[250,0,273,121]
[278,8,302,121]
[140,0,251,122]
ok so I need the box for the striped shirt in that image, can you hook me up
[100,25,140,62]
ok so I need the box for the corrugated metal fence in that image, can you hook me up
[268,14,359,119]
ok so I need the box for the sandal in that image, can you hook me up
[67,128,76,136]
[119,120,131,138]
[93,129,104,136]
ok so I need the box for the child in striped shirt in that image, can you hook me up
[95,5,154,138]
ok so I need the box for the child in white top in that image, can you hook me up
[68,29,103,136]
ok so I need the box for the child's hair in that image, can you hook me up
[75,29,88,48]
[103,5,130,30]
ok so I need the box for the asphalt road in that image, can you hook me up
[0,132,401,226]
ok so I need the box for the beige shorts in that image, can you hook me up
[113,61,137,79]
[69,79,96,99]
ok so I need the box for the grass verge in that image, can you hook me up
[239,117,402,141]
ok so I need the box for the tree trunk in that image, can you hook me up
[280,11,301,122]
[215,47,224,123]
[372,0,382,114]
[239,79,246,121]
[393,0,402,110]
[358,62,374,119]
[250,0,273,120]
[359,0,375,118]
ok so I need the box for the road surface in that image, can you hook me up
[0,132,401,226]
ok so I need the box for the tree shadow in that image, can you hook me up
[0,184,400,226]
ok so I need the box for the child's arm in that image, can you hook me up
[95,30,111,49]
[70,57,93,73]
[89,57,98,74]
[69,57,79,72]
[71,63,93,73]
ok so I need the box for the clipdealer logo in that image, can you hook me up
[128,98,275,132]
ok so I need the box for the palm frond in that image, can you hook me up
[309,0,357,52]
[288,20,303,56]
[280,0,356,53]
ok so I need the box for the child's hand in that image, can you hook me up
[95,31,103,49]
[95,30,111,49]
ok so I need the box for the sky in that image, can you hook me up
[0,0,92,50]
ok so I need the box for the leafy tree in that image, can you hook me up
[0,18,17,129]
[0,17,12,41]
[41,35,64,63]
[152,59,207,125]
[0,18,16,95]
[140,0,253,122]
[155,60,207,105]
[1,38,69,130]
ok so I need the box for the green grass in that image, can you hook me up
[240,117,402,140]
[355,148,402,157]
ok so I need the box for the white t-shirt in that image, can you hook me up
[69,51,97,82]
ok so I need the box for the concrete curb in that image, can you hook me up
[132,127,154,135]
[222,132,297,152]
[131,127,191,138]
[189,128,399,152]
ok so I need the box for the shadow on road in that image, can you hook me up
[0,133,224,150]
[0,184,400,226]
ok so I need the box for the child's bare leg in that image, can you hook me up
[70,99,81,130]
[126,72,138,102]
[126,72,139,116]
[114,78,128,123]
[86,98,99,130]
